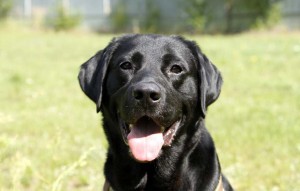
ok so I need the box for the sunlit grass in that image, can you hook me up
[0,26,299,190]
[193,34,300,190]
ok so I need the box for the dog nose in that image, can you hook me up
[133,83,161,103]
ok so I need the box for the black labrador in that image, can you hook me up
[78,34,233,191]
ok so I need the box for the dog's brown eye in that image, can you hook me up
[120,62,133,70]
[170,65,183,74]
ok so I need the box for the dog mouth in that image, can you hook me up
[119,116,181,162]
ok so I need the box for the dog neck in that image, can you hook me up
[103,175,224,191]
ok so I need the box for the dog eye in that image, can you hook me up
[120,62,133,70]
[170,65,183,74]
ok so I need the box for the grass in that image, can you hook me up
[0,25,299,190]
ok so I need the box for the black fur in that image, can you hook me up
[78,34,233,191]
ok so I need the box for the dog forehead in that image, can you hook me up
[114,35,191,59]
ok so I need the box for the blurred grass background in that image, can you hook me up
[0,23,299,190]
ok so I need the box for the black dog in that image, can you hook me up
[78,34,233,191]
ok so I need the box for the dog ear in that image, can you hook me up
[197,54,223,118]
[78,50,107,112]
[78,41,117,112]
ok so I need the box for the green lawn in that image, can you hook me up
[0,26,299,190]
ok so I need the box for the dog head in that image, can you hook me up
[78,34,222,162]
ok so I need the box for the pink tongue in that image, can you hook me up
[127,120,164,162]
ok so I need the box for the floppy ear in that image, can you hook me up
[78,42,117,112]
[198,54,223,118]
